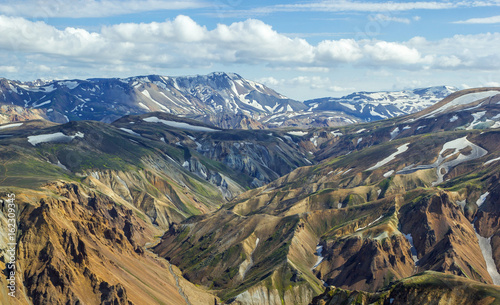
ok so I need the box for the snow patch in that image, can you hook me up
[0,122,23,130]
[119,128,141,137]
[367,143,409,171]
[138,102,150,110]
[383,170,394,178]
[466,111,486,130]
[28,132,84,146]
[60,81,79,89]
[474,225,500,285]
[476,192,490,207]
[312,245,324,269]
[403,233,419,265]
[287,131,308,136]
[331,130,343,137]
[485,156,500,166]
[143,116,219,132]
[33,100,52,108]
[339,102,356,111]
[390,127,400,140]
[356,215,384,232]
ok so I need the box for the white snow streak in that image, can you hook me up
[367,143,409,171]
[143,116,219,132]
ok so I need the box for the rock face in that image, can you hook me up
[112,112,313,187]
[0,182,216,305]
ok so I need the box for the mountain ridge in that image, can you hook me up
[0,73,457,129]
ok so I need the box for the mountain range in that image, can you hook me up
[0,73,457,129]
[1,75,500,304]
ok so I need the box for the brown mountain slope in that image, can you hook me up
[0,182,218,304]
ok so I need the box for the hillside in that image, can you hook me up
[1,87,499,304]
[0,113,313,304]
[154,88,500,304]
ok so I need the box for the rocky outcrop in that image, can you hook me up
[0,182,217,304]
[318,234,415,292]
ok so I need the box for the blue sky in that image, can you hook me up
[0,0,499,100]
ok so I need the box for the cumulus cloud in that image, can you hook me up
[0,14,499,78]
[0,0,208,18]
[364,41,424,64]
[316,39,363,63]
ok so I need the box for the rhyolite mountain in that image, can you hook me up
[154,88,500,304]
[0,73,456,129]
[0,113,315,304]
[1,87,500,304]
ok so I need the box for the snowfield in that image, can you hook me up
[367,143,410,171]
[287,131,308,136]
[143,116,220,132]
[119,128,142,137]
[403,233,419,265]
[28,132,84,146]
[312,245,324,269]
[474,225,500,285]
[0,122,23,130]
[397,136,488,185]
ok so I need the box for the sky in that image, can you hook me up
[0,0,499,100]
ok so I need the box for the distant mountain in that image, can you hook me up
[0,74,458,129]
[0,73,305,126]
[304,86,457,122]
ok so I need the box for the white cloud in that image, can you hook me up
[0,0,208,18]
[0,14,499,80]
[454,15,500,24]
[288,76,353,92]
[219,0,500,17]
[364,41,423,64]
[256,77,282,87]
[369,14,411,24]
[296,67,330,73]
[0,66,18,73]
[316,39,363,62]
[257,75,353,93]
[485,81,500,87]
